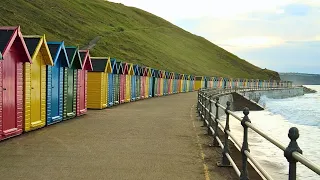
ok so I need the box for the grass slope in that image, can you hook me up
[0,0,279,79]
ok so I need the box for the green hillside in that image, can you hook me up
[0,0,279,79]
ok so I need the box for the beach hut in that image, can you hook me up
[23,35,53,131]
[148,68,153,98]
[143,67,149,99]
[120,62,127,103]
[77,50,93,116]
[126,63,134,102]
[112,60,120,105]
[159,70,165,96]
[194,76,204,90]
[87,57,109,109]
[0,27,32,139]
[139,67,146,99]
[131,64,137,101]
[153,69,159,96]
[64,46,81,120]
[107,58,116,106]
[46,42,70,125]
[132,65,139,100]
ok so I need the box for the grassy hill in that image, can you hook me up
[0,0,279,79]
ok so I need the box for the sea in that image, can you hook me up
[227,85,320,180]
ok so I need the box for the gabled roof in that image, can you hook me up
[24,35,53,66]
[90,57,108,72]
[142,67,148,76]
[79,49,93,71]
[110,58,117,74]
[195,76,203,80]
[122,62,128,75]
[0,26,31,62]
[65,46,82,69]
[153,69,159,77]
[128,63,134,75]
[157,70,162,78]
[138,66,143,76]
[116,61,123,74]
[147,67,152,77]
[151,69,155,77]
[133,65,140,75]
[47,41,69,67]
[106,57,113,73]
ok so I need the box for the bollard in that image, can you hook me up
[211,97,220,147]
[240,107,251,180]
[217,101,232,167]
[207,99,213,135]
[284,127,302,180]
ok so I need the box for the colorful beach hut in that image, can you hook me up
[64,46,82,120]
[126,63,134,102]
[87,57,110,109]
[23,35,53,131]
[114,61,122,104]
[77,50,93,116]
[46,41,70,125]
[132,65,139,100]
[0,27,31,139]
[108,58,116,106]
[194,76,204,90]
[120,62,127,103]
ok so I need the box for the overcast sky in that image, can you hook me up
[110,0,319,74]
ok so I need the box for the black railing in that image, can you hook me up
[197,87,320,180]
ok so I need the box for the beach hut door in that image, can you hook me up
[2,50,17,135]
[51,59,61,121]
[30,54,42,127]
[67,69,74,116]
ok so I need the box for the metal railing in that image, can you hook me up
[197,87,320,180]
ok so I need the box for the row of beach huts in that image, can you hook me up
[0,26,292,141]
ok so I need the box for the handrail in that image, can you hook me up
[197,86,320,180]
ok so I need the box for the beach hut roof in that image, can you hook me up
[116,61,123,74]
[110,58,118,74]
[128,63,134,75]
[90,57,109,72]
[65,46,82,69]
[47,41,69,67]
[122,62,128,75]
[0,26,31,62]
[24,35,53,66]
[133,65,139,75]
[79,49,93,71]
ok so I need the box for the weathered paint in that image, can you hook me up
[77,50,93,116]
[0,26,32,140]
[46,41,69,125]
[24,35,53,131]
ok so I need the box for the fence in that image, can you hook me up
[197,87,320,180]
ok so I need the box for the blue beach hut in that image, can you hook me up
[46,41,70,125]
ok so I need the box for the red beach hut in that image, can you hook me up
[0,26,31,140]
[77,50,93,116]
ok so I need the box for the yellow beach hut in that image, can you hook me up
[23,35,54,131]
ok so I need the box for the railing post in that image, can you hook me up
[207,99,213,135]
[201,92,207,127]
[284,127,303,180]
[211,97,220,147]
[197,90,200,114]
[217,101,232,167]
[240,107,251,180]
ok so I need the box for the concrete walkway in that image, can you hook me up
[0,92,212,180]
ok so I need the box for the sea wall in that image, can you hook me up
[238,87,304,103]
[209,87,304,117]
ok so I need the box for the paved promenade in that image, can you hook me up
[0,92,234,180]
